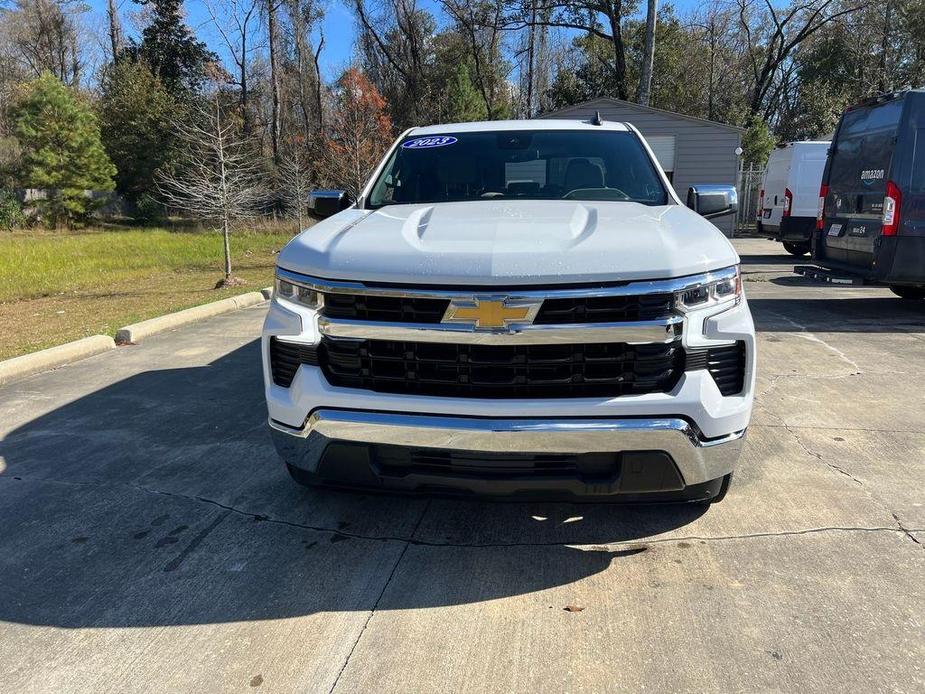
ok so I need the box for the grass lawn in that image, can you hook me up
[0,222,303,360]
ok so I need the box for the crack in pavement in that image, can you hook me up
[892,512,924,548]
[751,423,925,435]
[784,424,865,487]
[327,498,431,694]
[760,310,863,373]
[2,473,921,550]
[756,412,923,551]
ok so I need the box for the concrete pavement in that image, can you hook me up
[0,238,922,692]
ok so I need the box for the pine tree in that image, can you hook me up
[130,0,216,96]
[446,64,487,123]
[13,73,117,227]
[99,61,179,211]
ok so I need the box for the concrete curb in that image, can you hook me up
[116,291,268,345]
[0,335,117,386]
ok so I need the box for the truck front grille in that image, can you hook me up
[322,294,448,323]
[320,292,674,324]
[534,294,673,323]
[316,337,683,398]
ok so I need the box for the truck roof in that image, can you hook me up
[407,119,631,136]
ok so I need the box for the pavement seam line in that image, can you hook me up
[327,498,431,694]
[2,474,921,549]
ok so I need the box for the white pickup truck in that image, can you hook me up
[262,119,755,503]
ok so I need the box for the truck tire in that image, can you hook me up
[783,241,810,256]
[890,285,925,300]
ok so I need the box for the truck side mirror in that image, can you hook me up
[310,190,354,218]
[687,185,738,219]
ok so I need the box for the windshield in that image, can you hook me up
[829,99,903,199]
[367,130,669,208]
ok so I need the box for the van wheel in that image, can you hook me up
[890,285,925,300]
[783,242,810,256]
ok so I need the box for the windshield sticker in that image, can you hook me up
[860,169,884,186]
[402,136,458,150]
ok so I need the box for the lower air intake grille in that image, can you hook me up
[270,338,319,387]
[685,341,746,396]
[318,338,684,399]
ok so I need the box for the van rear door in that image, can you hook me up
[761,147,791,229]
[817,98,904,270]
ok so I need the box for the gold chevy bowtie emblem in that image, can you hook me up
[444,298,533,329]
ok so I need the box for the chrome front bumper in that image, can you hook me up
[269,409,746,496]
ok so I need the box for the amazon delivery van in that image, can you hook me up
[813,89,925,298]
[757,140,829,255]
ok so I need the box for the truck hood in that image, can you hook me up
[278,200,739,285]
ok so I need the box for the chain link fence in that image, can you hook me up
[735,163,765,236]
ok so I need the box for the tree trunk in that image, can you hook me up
[240,32,250,135]
[222,215,232,278]
[107,0,123,63]
[638,0,657,106]
[606,8,628,100]
[525,0,535,116]
[312,35,325,136]
[879,1,892,93]
[267,0,282,166]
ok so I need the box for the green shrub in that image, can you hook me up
[134,193,166,222]
[0,191,25,230]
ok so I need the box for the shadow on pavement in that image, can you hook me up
[737,253,805,266]
[749,297,925,332]
[0,340,706,628]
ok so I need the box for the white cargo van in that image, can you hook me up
[757,141,830,255]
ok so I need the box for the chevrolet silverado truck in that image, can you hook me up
[262,119,755,503]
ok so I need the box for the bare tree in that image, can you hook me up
[157,93,266,285]
[1,0,84,85]
[265,0,282,165]
[439,0,509,119]
[507,0,631,101]
[736,0,863,119]
[280,138,312,233]
[204,0,262,135]
[352,0,433,128]
[283,0,325,144]
[638,0,657,105]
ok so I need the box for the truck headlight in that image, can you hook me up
[675,266,741,312]
[275,275,323,309]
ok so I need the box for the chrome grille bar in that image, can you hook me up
[276,266,738,300]
[318,316,682,345]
